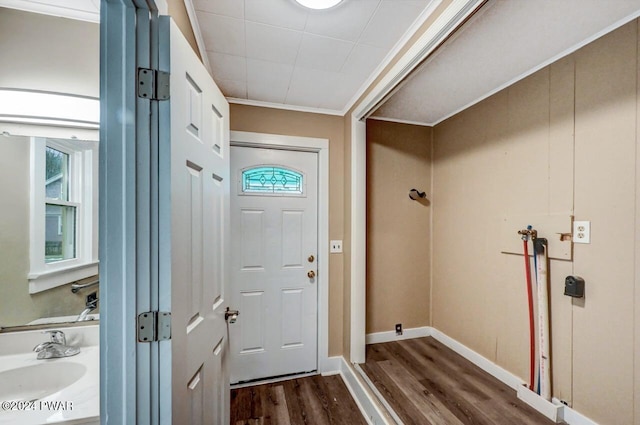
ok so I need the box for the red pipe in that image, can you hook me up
[523,239,535,391]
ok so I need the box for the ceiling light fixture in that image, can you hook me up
[294,0,342,10]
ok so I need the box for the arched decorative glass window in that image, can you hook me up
[241,165,304,195]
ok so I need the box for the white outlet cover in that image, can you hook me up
[330,240,343,253]
[573,220,591,244]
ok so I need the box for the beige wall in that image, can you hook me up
[229,104,345,356]
[433,19,639,424]
[366,120,432,333]
[0,7,99,97]
[167,0,200,58]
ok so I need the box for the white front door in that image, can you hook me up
[159,18,230,424]
[229,146,318,384]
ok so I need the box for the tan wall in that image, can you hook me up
[366,120,432,333]
[167,0,200,59]
[433,20,639,424]
[0,7,99,97]
[229,104,345,356]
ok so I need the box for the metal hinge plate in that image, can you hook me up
[137,68,170,100]
[137,311,172,342]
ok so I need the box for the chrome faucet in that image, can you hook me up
[33,330,80,360]
[76,296,98,322]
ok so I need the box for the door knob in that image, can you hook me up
[307,270,316,279]
[225,307,239,324]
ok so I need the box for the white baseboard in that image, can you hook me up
[338,357,391,425]
[342,327,598,425]
[553,398,599,425]
[517,385,562,422]
[429,328,524,390]
[320,356,342,376]
[365,326,431,345]
[354,363,404,425]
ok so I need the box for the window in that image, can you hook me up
[241,166,305,195]
[29,137,98,293]
[45,147,76,263]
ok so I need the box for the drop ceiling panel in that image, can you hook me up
[341,43,388,76]
[359,0,427,49]
[192,0,243,19]
[217,79,247,99]
[245,21,303,65]
[209,52,246,82]
[318,73,363,109]
[286,67,341,108]
[192,0,438,112]
[198,12,245,57]
[304,0,379,42]
[374,0,640,125]
[245,0,309,30]
[296,34,354,72]
[246,58,294,103]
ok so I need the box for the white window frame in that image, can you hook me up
[29,137,99,293]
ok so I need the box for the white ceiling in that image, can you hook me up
[372,0,640,126]
[191,0,436,113]
[10,0,640,125]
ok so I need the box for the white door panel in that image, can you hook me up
[230,146,318,383]
[159,17,230,424]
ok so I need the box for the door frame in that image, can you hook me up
[230,130,332,373]
[100,0,168,423]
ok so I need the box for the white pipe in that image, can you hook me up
[535,238,551,400]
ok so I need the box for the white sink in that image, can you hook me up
[0,325,99,424]
[0,362,87,402]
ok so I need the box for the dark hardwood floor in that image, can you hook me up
[230,374,368,425]
[361,337,562,425]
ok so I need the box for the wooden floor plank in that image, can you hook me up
[231,375,366,425]
[363,337,561,425]
[378,359,465,425]
[361,360,432,425]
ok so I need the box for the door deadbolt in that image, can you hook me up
[307,270,316,279]
[225,307,239,324]
[308,255,315,263]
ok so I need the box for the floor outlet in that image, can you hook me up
[395,323,403,336]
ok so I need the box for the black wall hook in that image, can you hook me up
[409,189,426,200]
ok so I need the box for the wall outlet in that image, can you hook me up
[573,220,591,244]
[395,323,403,336]
[330,240,343,253]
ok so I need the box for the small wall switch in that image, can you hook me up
[573,221,591,244]
[330,240,343,253]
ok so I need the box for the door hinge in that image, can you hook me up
[137,68,170,100]
[137,311,172,342]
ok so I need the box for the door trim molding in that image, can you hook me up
[230,130,331,374]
